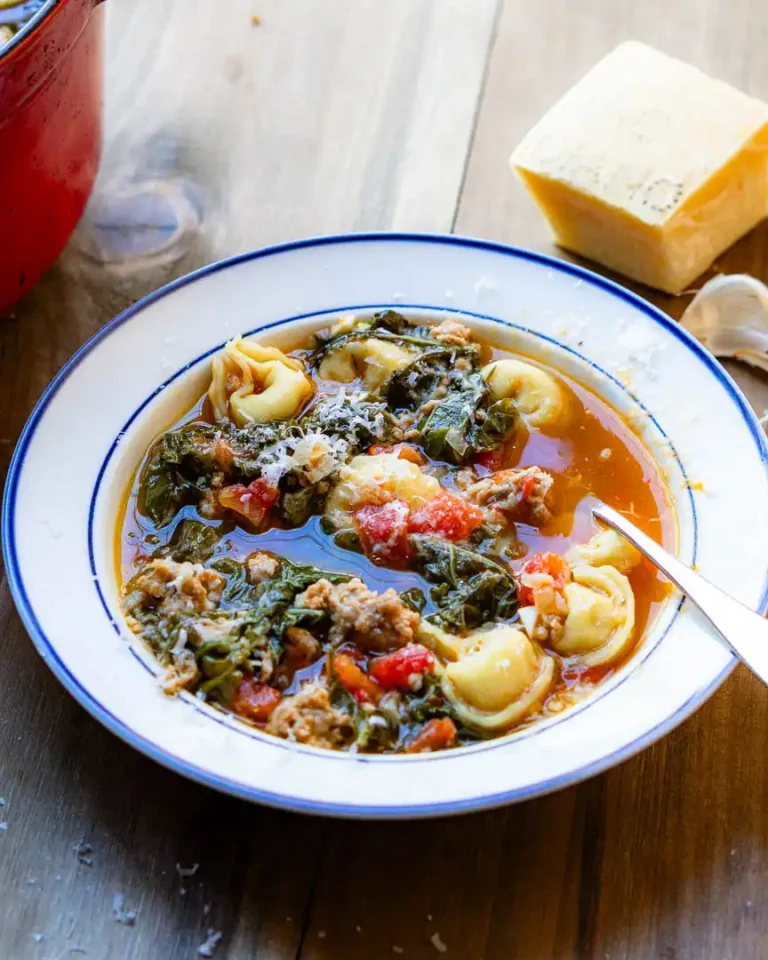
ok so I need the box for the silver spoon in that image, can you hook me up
[592,502,768,684]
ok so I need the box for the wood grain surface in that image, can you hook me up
[1,1,767,958]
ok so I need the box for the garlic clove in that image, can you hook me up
[681,274,768,371]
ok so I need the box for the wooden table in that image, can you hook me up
[2,1,768,957]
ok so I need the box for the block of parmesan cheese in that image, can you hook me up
[510,42,768,294]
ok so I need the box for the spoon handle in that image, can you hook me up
[593,502,768,685]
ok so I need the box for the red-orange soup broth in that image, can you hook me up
[117,313,673,753]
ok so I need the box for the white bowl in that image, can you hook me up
[4,233,768,818]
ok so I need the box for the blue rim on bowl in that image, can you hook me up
[87,303,694,762]
[4,232,768,817]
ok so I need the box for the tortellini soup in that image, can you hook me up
[118,311,672,754]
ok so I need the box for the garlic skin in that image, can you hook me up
[681,274,768,372]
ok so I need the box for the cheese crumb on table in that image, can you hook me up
[510,42,768,294]
[431,932,448,953]
[198,929,223,957]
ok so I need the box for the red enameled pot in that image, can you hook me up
[0,0,104,315]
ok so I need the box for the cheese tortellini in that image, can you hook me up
[319,337,412,390]
[482,359,568,428]
[418,621,464,662]
[325,453,441,528]
[441,626,554,731]
[555,564,636,666]
[328,314,368,337]
[566,528,642,574]
[209,337,313,427]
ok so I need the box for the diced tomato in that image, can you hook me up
[583,665,610,685]
[212,436,234,472]
[368,443,426,466]
[369,643,435,691]
[407,491,483,542]
[406,717,457,754]
[249,477,279,508]
[518,552,571,606]
[395,445,426,466]
[474,449,503,473]
[357,490,483,559]
[332,652,384,704]
[521,474,537,500]
[218,478,279,526]
[231,677,282,722]
[355,499,412,565]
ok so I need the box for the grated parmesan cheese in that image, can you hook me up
[431,932,448,953]
[198,929,222,957]
[474,275,499,296]
[260,440,295,487]
[112,892,137,925]
[291,432,349,482]
[257,404,381,487]
[171,629,188,658]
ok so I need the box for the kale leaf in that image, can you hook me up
[211,555,350,626]
[416,371,488,462]
[310,309,410,353]
[140,400,384,531]
[128,554,351,695]
[383,346,517,463]
[310,309,472,370]
[409,535,519,633]
[140,423,222,527]
[327,655,400,751]
[280,487,318,527]
[368,309,414,336]
[382,347,459,412]
[298,392,398,450]
[427,570,519,633]
[140,420,296,527]
[274,392,401,526]
[226,421,301,477]
[415,374,519,464]
[400,587,427,613]
[245,558,349,637]
[403,674,460,726]
[473,398,519,453]
[153,518,221,564]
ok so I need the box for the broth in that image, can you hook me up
[116,313,673,751]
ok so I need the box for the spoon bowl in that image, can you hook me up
[594,502,768,686]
